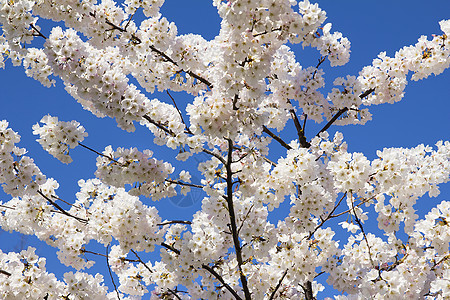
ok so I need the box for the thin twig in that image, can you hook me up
[0,269,11,276]
[79,143,122,165]
[166,90,191,133]
[142,115,175,136]
[262,126,292,150]
[29,24,47,39]
[307,192,347,240]
[167,289,182,300]
[160,242,181,255]
[316,88,375,136]
[130,249,154,273]
[269,268,288,300]
[202,264,243,300]
[37,190,88,223]
[165,179,203,189]
[202,148,226,165]
[106,244,121,300]
[351,195,375,267]
[331,194,377,218]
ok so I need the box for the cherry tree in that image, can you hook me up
[1,0,450,299]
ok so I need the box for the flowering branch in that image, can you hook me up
[165,179,203,189]
[307,192,347,240]
[142,115,176,136]
[166,90,191,133]
[262,126,292,150]
[29,24,47,39]
[288,100,310,148]
[106,244,121,300]
[160,242,181,255]
[268,268,288,300]
[202,264,243,300]
[316,88,376,136]
[37,190,88,223]
[79,143,122,165]
[224,138,251,300]
[351,195,375,267]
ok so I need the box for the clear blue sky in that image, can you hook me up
[0,0,449,297]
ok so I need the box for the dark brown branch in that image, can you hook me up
[288,100,310,148]
[202,148,227,165]
[359,87,376,99]
[0,269,11,276]
[262,126,292,150]
[142,115,175,136]
[269,268,288,300]
[160,242,181,255]
[351,195,375,267]
[106,245,121,300]
[167,289,182,300]
[316,107,348,137]
[165,179,203,189]
[307,192,347,240]
[104,14,214,92]
[316,87,375,136]
[303,280,315,300]
[252,26,282,38]
[79,143,122,165]
[149,46,213,88]
[130,249,154,274]
[82,249,108,258]
[166,90,191,133]
[224,138,252,300]
[432,253,450,270]
[202,264,243,300]
[51,195,83,210]
[29,24,47,39]
[37,190,88,223]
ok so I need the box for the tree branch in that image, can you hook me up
[315,88,375,136]
[269,268,288,300]
[160,242,181,255]
[288,100,310,148]
[202,264,243,300]
[106,244,121,300]
[262,126,292,150]
[79,143,122,165]
[142,115,175,136]
[307,192,347,240]
[303,280,315,300]
[224,138,252,300]
[351,195,375,267]
[166,90,191,133]
[37,190,88,223]
[0,269,11,276]
[29,24,47,39]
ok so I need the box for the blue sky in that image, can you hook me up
[0,0,449,297]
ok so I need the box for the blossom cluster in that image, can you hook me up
[95,146,175,199]
[32,115,88,164]
[0,120,46,197]
[0,247,119,299]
